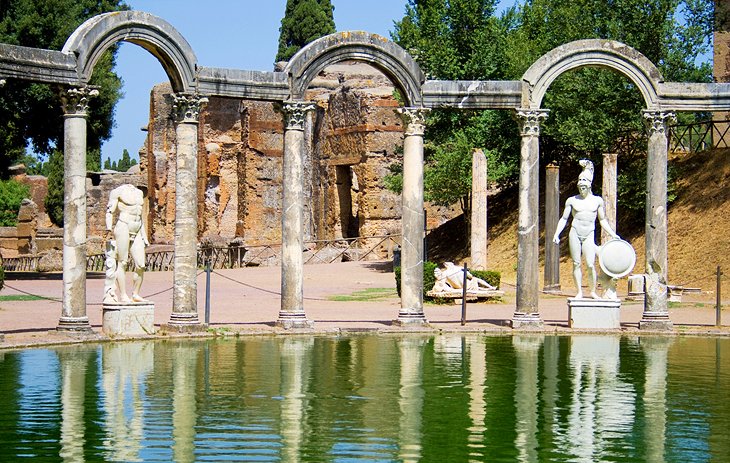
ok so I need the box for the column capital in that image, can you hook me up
[642,109,676,135]
[515,108,549,136]
[61,86,99,116]
[282,100,316,131]
[0,78,6,87]
[172,93,208,124]
[398,107,430,136]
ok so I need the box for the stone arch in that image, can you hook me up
[522,39,663,109]
[62,10,197,93]
[284,31,425,106]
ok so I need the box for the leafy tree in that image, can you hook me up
[0,0,127,175]
[503,0,713,153]
[0,179,30,226]
[44,150,64,226]
[116,148,137,171]
[390,0,516,215]
[276,0,335,62]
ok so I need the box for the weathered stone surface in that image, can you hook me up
[140,63,457,258]
[38,248,63,272]
[102,302,155,336]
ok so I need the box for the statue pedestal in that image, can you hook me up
[102,301,155,336]
[568,298,621,329]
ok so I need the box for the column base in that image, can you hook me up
[161,312,207,333]
[393,310,429,326]
[511,312,544,329]
[639,312,674,331]
[276,312,314,329]
[57,316,93,333]
[542,284,562,295]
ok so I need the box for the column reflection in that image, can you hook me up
[642,337,672,462]
[512,335,544,463]
[172,343,199,463]
[101,342,153,462]
[279,337,314,462]
[57,347,95,463]
[398,337,426,462]
[465,336,487,460]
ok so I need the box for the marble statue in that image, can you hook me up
[431,262,499,293]
[103,184,149,303]
[552,160,619,299]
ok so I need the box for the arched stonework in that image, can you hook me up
[62,11,197,93]
[522,39,663,109]
[284,31,424,106]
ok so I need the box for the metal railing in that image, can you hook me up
[613,119,730,157]
[0,255,41,272]
[75,234,402,272]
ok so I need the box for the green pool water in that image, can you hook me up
[0,334,727,462]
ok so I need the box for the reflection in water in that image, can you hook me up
[58,348,93,463]
[399,337,425,462]
[642,337,672,462]
[513,335,543,463]
[101,342,153,462]
[0,335,728,462]
[172,343,198,463]
[465,336,487,461]
[561,336,636,462]
[279,337,313,462]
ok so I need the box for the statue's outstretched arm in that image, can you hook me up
[597,201,619,239]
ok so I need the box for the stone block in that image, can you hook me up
[102,302,155,336]
[15,221,35,238]
[568,298,621,329]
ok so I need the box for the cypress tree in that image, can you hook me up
[276,0,336,62]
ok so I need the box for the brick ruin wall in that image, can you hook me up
[139,63,459,253]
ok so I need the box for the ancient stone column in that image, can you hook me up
[169,93,207,328]
[601,153,618,245]
[543,163,560,293]
[58,87,97,332]
[513,109,548,328]
[641,110,675,330]
[396,107,430,325]
[278,101,316,329]
[471,149,488,270]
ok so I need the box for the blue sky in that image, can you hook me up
[102,0,412,163]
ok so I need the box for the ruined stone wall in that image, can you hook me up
[139,62,459,251]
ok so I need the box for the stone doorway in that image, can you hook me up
[335,164,360,239]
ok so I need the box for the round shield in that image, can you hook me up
[598,239,636,278]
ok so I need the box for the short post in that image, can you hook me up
[717,266,722,327]
[205,258,212,325]
[461,262,468,326]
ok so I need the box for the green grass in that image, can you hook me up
[328,288,398,302]
[0,294,47,302]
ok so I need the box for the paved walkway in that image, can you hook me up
[1,261,728,349]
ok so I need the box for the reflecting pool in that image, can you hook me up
[0,335,728,462]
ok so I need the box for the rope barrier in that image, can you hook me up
[210,269,328,301]
[0,283,62,303]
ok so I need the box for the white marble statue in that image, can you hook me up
[103,184,149,303]
[552,160,619,299]
[432,262,497,293]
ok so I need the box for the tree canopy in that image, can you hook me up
[276,0,336,62]
[0,0,127,175]
[389,0,714,216]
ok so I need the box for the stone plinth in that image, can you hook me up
[511,312,543,329]
[102,302,155,336]
[568,298,621,329]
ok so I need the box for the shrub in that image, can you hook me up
[0,179,30,226]
[394,261,438,299]
[470,269,501,289]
